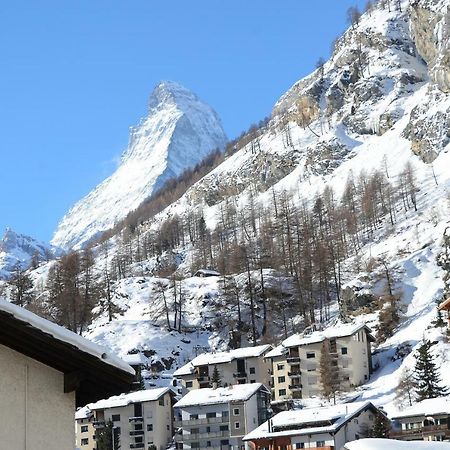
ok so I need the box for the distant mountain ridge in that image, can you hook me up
[51,81,227,251]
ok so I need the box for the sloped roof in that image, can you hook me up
[0,298,135,407]
[89,387,174,410]
[244,401,377,440]
[173,344,272,376]
[391,395,450,420]
[174,383,268,408]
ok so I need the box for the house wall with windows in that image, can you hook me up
[75,408,96,449]
[89,389,174,450]
[174,345,273,395]
[269,325,373,402]
[174,384,271,450]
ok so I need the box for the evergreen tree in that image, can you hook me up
[96,420,120,450]
[319,339,340,404]
[413,340,448,401]
[210,365,222,388]
[8,262,34,307]
[368,412,390,437]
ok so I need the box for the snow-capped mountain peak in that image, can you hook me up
[52,81,228,251]
[0,228,61,279]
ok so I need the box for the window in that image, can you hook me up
[279,389,286,396]
[220,425,229,431]
[147,424,153,431]
[221,440,230,446]
[80,438,89,445]
[341,347,348,355]
[277,364,284,370]
[190,414,198,420]
[186,381,193,388]
[317,441,325,447]
[295,444,305,449]
[278,376,286,383]
[306,352,315,359]
[250,379,256,383]
[222,411,229,418]
[111,414,120,422]
[206,426,211,433]
[207,412,216,418]
[235,421,240,429]
[233,408,240,416]
[80,425,88,433]
[135,436,143,443]
[134,423,143,430]
[207,442,211,447]
[249,367,256,374]
[159,397,165,406]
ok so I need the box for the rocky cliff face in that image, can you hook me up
[52,81,227,251]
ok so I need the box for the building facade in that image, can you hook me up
[268,323,374,402]
[174,344,273,395]
[85,387,175,450]
[0,298,134,450]
[390,396,450,441]
[174,383,271,450]
[244,401,384,450]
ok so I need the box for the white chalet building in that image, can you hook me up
[174,383,271,450]
[244,401,384,450]
[174,344,273,395]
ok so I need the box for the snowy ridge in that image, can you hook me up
[52,81,227,250]
[0,228,61,279]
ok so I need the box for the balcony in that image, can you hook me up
[286,356,301,364]
[175,430,230,442]
[289,384,302,391]
[174,416,230,427]
[93,421,105,429]
[129,416,143,423]
[233,372,247,379]
[288,371,301,378]
[129,430,145,436]
[130,444,145,449]
[390,424,450,439]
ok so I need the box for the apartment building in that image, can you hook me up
[268,323,374,402]
[174,383,271,450]
[244,401,384,449]
[173,344,273,395]
[0,298,134,450]
[390,396,450,441]
[75,407,96,450]
[85,387,175,450]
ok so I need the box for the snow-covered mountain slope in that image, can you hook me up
[30,0,450,410]
[0,228,61,279]
[52,81,227,251]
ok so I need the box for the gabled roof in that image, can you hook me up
[391,395,450,420]
[244,401,379,441]
[0,298,135,407]
[282,322,374,349]
[89,387,174,410]
[173,344,272,376]
[174,383,269,408]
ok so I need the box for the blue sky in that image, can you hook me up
[0,0,364,243]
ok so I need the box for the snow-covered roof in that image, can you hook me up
[265,344,287,359]
[194,269,221,276]
[344,438,448,450]
[282,323,373,348]
[391,396,450,420]
[174,383,267,408]
[0,297,134,376]
[122,352,148,366]
[75,406,92,420]
[244,401,376,441]
[173,344,272,376]
[89,387,173,410]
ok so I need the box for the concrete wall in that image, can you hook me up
[0,343,75,450]
[75,417,96,450]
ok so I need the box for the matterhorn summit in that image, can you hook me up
[52,81,227,250]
